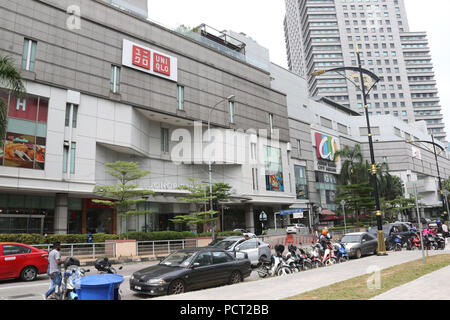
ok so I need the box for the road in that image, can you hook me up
[1,248,447,300]
[0,261,261,300]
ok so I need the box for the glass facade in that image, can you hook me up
[294,165,309,199]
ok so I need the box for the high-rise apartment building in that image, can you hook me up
[284,0,447,143]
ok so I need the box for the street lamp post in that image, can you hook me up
[208,95,235,240]
[444,190,450,225]
[312,48,387,256]
[407,135,447,219]
[340,200,347,235]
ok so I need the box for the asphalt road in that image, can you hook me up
[0,260,261,300]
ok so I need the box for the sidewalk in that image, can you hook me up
[154,249,449,300]
[371,264,450,300]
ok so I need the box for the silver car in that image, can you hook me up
[211,236,271,266]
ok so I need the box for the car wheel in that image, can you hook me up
[229,271,242,285]
[168,279,185,295]
[355,249,362,259]
[20,266,37,282]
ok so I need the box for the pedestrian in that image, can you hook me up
[44,242,64,300]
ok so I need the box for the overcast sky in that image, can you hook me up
[147,0,450,135]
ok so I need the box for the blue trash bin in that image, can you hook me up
[75,274,124,300]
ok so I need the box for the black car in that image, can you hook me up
[368,223,415,250]
[130,247,252,297]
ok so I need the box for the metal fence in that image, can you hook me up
[136,239,198,257]
[32,242,116,259]
[32,239,199,260]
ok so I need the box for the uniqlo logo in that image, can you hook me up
[153,52,171,76]
[132,45,151,70]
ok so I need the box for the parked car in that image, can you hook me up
[0,243,49,281]
[233,229,257,238]
[129,248,252,296]
[340,232,378,259]
[211,236,271,266]
[368,222,414,250]
[286,224,307,234]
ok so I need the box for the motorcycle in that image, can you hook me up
[94,257,123,274]
[308,243,324,268]
[286,245,313,272]
[333,242,350,263]
[406,233,422,250]
[55,257,90,300]
[321,242,337,266]
[256,245,292,278]
[393,235,403,251]
[435,233,446,250]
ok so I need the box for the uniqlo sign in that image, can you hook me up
[123,39,177,82]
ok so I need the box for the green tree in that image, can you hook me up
[335,144,364,185]
[170,179,232,237]
[335,182,376,223]
[93,161,154,239]
[0,54,26,138]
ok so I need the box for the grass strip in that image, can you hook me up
[285,254,450,300]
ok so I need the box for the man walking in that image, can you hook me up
[44,242,64,300]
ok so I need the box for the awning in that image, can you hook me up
[320,208,336,216]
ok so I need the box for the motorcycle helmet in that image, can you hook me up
[322,229,328,236]
[63,257,80,269]
[437,219,442,225]
[274,244,285,255]
[94,257,111,272]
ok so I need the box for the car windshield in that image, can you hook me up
[159,251,196,267]
[341,235,361,243]
[212,240,238,250]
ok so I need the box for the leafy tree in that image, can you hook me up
[93,161,154,239]
[170,179,232,238]
[335,144,364,185]
[0,54,26,138]
[335,182,376,223]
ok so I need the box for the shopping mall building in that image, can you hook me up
[1,0,449,235]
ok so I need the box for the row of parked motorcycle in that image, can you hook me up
[256,241,349,278]
[387,230,446,252]
[51,257,123,300]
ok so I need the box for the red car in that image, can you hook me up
[0,243,49,281]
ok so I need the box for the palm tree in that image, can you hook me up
[0,54,26,138]
[335,144,364,184]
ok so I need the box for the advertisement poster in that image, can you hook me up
[0,89,48,170]
[265,146,284,192]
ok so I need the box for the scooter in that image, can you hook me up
[55,257,90,300]
[256,245,292,278]
[94,257,123,274]
[333,242,350,263]
[286,245,313,272]
[321,242,337,266]
[393,235,403,251]
[308,243,324,268]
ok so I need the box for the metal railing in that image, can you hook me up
[136,239,198,257]
[32,239,199,260]
[32,243,116,259]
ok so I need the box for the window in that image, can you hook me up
[22,39,37,71]
[212,251,233,264]
[229,101,235,124]
[110,65,121,93]
[2,245,31,256]
[176,85,184,110]
[161,128,169,153]
[70,142,76,174]
[65,104,78,128]
[64,141,76,174]
[237,240,258,250]
[194,252,213,266]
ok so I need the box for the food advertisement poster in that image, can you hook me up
[0,89,48,170]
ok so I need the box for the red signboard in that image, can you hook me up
[153,52,171,76]
[132,45,151,70]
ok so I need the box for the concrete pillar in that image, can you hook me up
[245,204,255,233]
[54,194,68,234]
